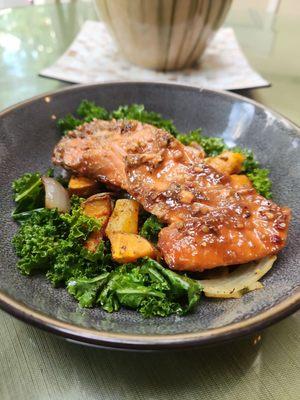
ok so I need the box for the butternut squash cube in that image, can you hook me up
[82,193,112,252]
[68,175,99,197]
[106,199,139,238]
[230,174,253,189]
[109,232,156,263]
[206,151,245,175]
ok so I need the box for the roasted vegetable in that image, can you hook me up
[198,256,276,298]
[106,199,139,237]
[43,177,71,213]
[68,176,99,197]
[230,174,253,189]
[82,193,112,252]
[82,193,112,220]
[247,168,272,199]
[206,151,245,175]
[110,232,156,263]
[233,147,272,198]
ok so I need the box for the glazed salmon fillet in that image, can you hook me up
[53,119,290,271]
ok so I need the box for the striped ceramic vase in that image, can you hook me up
[94,0,232,71]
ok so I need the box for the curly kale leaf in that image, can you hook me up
[67,273,110,307]
[140,215,164,243]
[57,114,83,134]
[45,202,112,286]
[247,168,272,199]
[12,209,63,275]
[176,129,227,157]
[13,199,113,284]
[77,99,110,121]
[142,259,202,315]
[97,258,202,317]
[57,100,109,134]
[47,240,113,287]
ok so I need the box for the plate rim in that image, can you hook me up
[1,81,299,350]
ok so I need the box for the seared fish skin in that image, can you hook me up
[53,119,290,271]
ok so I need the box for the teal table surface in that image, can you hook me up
[0,2,299,399]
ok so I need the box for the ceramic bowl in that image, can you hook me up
[94,0,232,70]
[0,82,299,350]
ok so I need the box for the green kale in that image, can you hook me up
[247,168,272,199]
[177,129,227,156]
[143,259,202,314]
[77,99,110,121]
[99,271,166,313]
[140,215,164,243]
[97,258,202,317]
[57,114,83,134]
[13,198,113,284]
[67,273,110,307]
[46,202,111,286]
[57,100,109,134]
[12,208,63,275]
[111,104,179,136]
[12,172,44,221]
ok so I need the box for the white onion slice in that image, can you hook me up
[42,176,71,213]
[198,256,276,298]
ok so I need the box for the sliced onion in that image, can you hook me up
[42,176,70,213]
[198,256,276,299]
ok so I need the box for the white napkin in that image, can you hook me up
[40,20,269,91]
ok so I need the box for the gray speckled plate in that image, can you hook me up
[0,82,299,350]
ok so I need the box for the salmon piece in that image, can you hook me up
[53,119,290,271]
[159,194,290,271]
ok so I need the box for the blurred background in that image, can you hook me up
[1,0,299,123]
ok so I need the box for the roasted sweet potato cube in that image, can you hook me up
[206,151,245,175]
[230,174,253,189]
[68,175,99,197]
[82,193,112,252]
[105,199,139,237]
[82,193,112,220]
[109,232,156,263]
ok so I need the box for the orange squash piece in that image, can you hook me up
[206,151,245,175]
[105,199,139,238]
[68,175,99,197]
[109,232,156,263]
[230,174,253,189]
[82,193,112,252]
